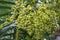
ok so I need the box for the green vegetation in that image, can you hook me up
[0,0,60,40]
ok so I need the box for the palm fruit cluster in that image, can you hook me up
[0,0,59,40]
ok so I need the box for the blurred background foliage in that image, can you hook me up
[0,0,16,24]
[0,0,60,40]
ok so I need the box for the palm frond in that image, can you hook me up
[0,1,15,5]
[0,6,11,9]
